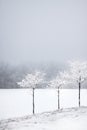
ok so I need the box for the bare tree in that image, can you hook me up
[17,71,45,114]
[48,74,67,109]
[62,61,87,107]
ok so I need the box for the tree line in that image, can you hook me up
[0,62,63,89]
[17,61,87,114]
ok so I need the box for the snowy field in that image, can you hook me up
[0,89,87,130]
[0,89,87,120]
[0,107,87,130]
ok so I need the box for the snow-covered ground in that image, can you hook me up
[0,107,87,130]
[0,89,87,120]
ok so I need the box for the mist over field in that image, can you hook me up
[0,0,87,88]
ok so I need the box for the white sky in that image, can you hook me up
[0,0,87,65]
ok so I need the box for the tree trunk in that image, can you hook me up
[32,88,35,114]
[79,82,81,107]
[58,87,60,109]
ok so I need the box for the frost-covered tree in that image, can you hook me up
[63,61,87,107]
[48,74,67,109]
[17,71,45,114]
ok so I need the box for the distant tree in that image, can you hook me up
[62,61,87,107]
[17,71,45,114]
[48,73,67,109]
[0,63,16,88]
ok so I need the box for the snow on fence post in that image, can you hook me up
[17,71,46,115]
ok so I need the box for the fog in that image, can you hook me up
[0,0,87,65]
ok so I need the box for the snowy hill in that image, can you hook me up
[0,107,87,130]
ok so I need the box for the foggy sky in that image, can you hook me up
[0,0,87,65]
